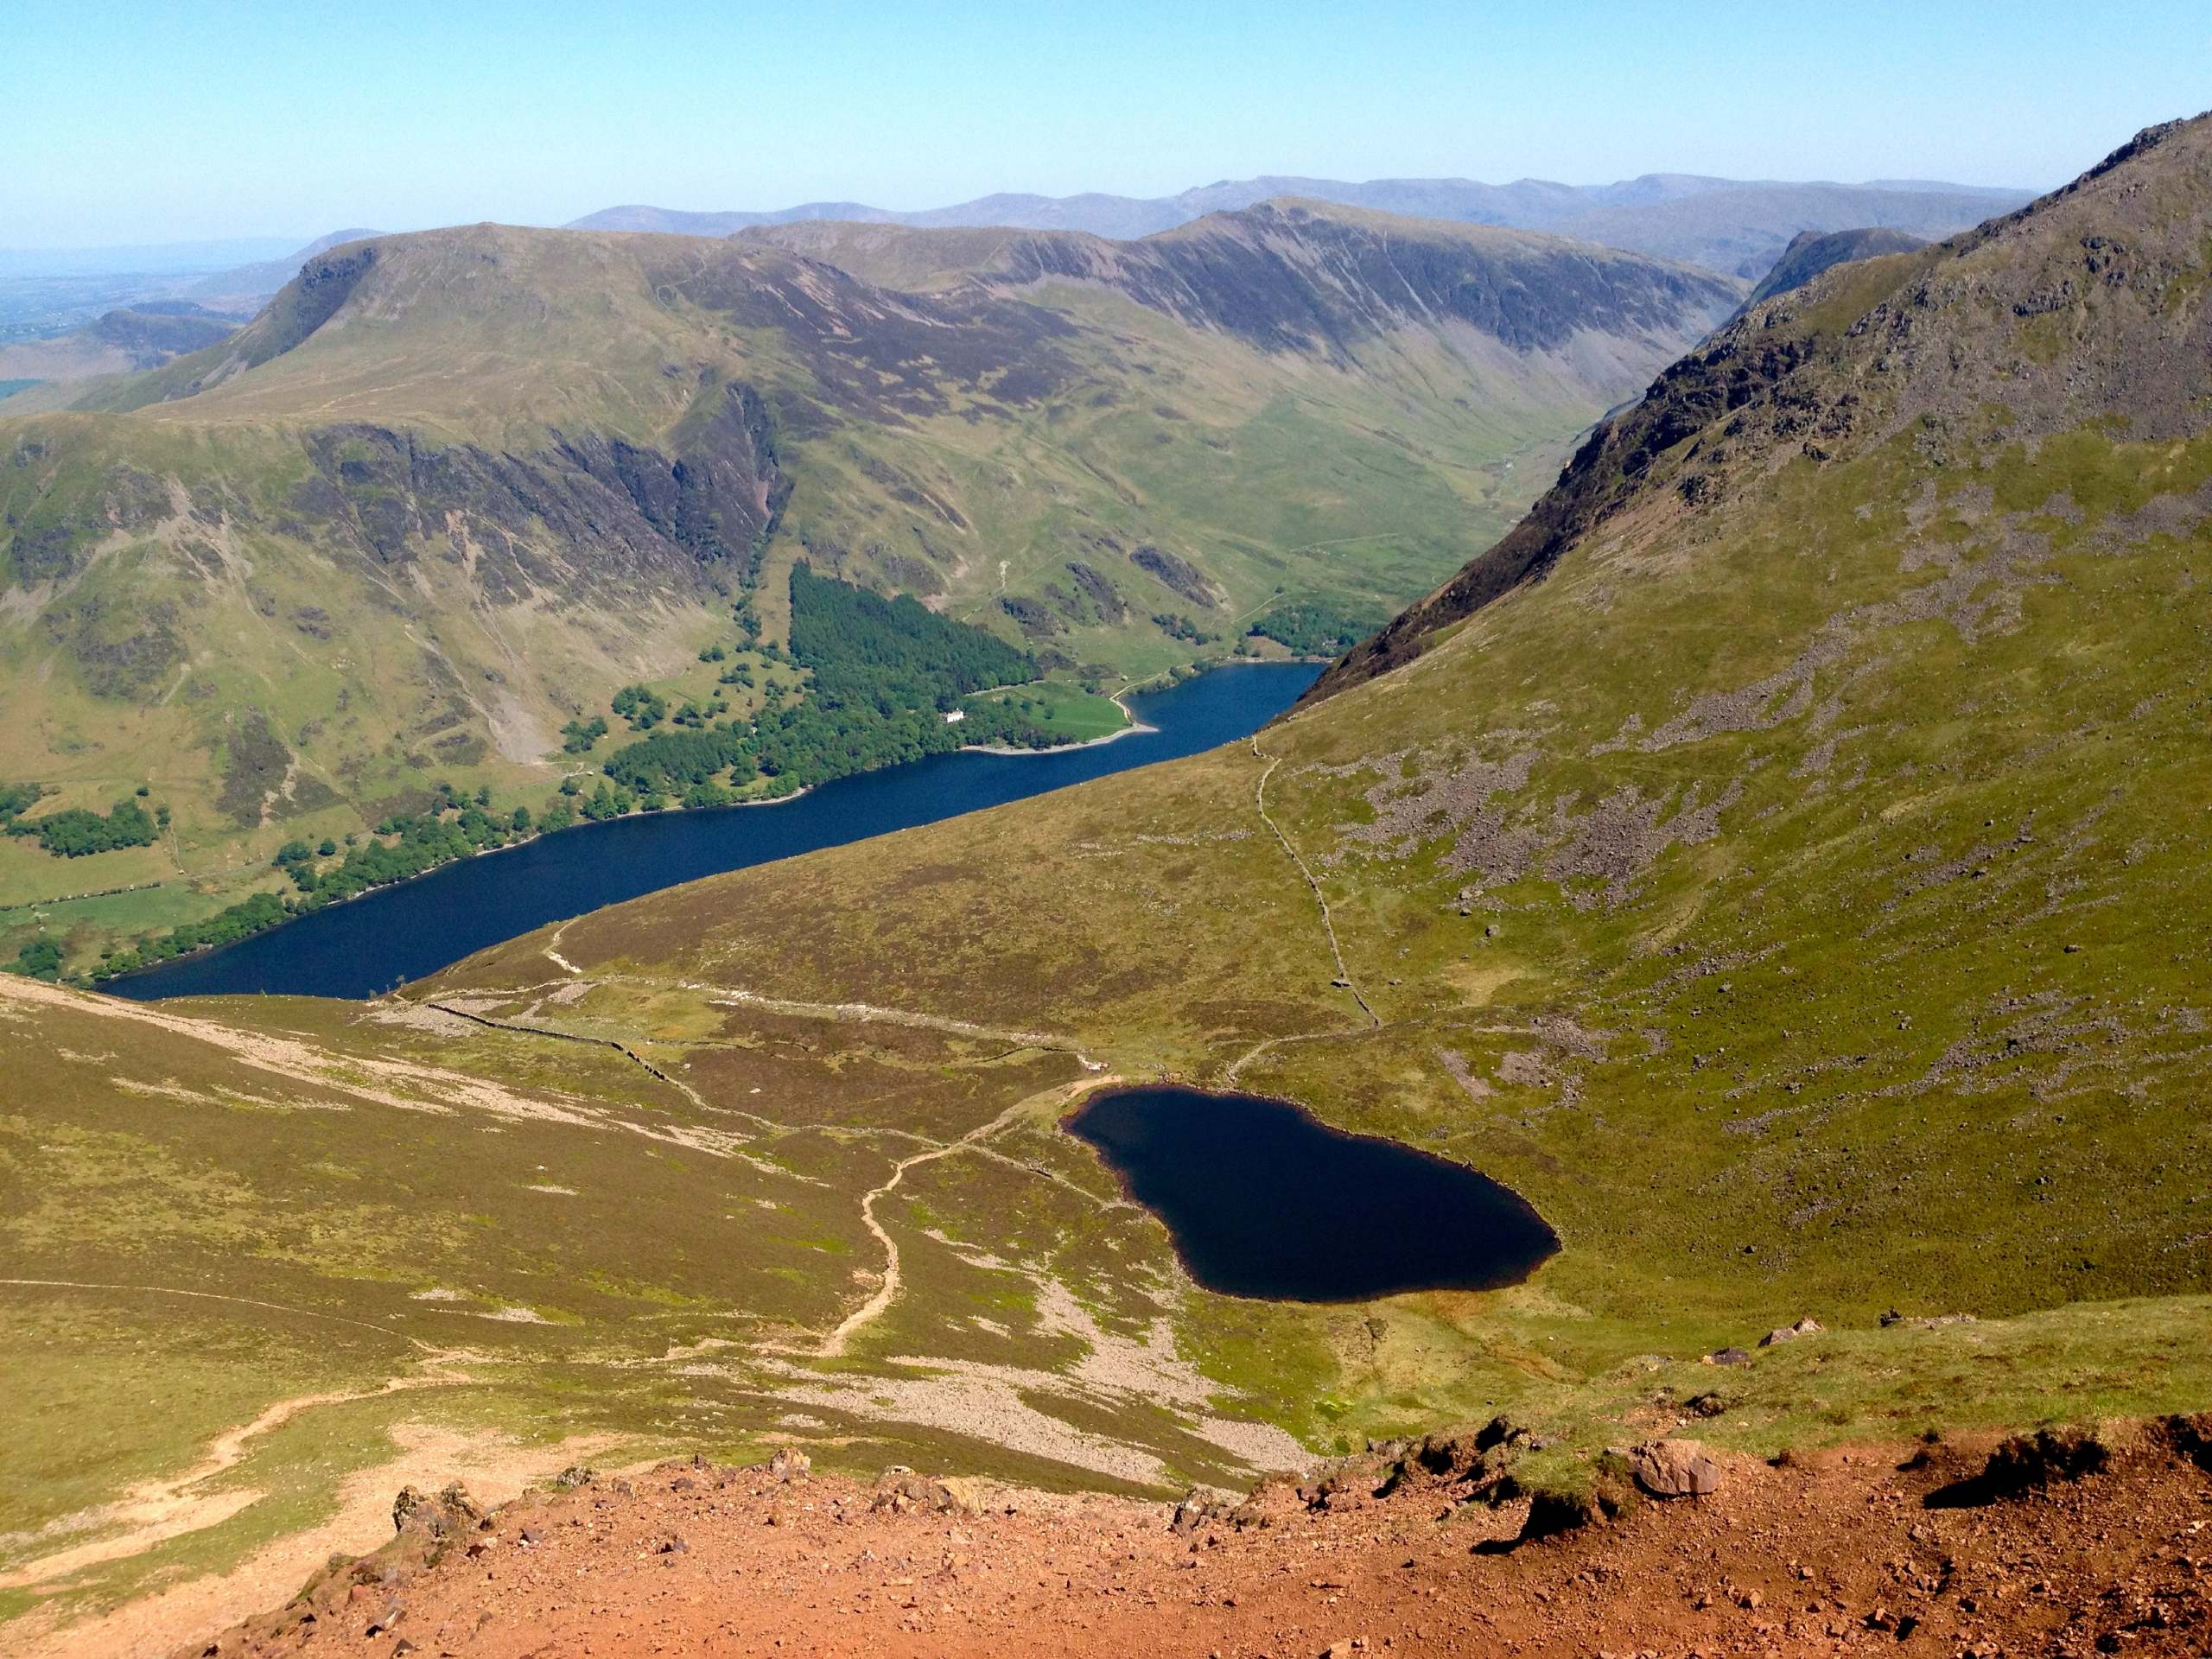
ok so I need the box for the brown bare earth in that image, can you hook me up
[180,1421,2212,1658]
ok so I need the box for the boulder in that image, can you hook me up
[1169,1487,1233,1535]
[869,1468,994,1515]
[1630,1439,1723,1498]
[391,1484,484,1541]
[1759,1317,1825,1346]
[1704,1345,1753,1367]
[933,1475,993,1515]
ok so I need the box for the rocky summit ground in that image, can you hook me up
[176,1420,2212,1659]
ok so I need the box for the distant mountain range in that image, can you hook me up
[569,171,2031,278]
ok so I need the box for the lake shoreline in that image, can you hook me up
[106,664,1323,1002]
[1066,1081,1557,1302]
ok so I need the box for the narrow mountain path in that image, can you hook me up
[424,999,713,1112]
[454,969,1095,1059]
[0,1277,443,1351]
[1249,739,1378,1027]
[814,1074,1121,1359]
[1223,1024,1362,1086]
[694,981,1095,1055]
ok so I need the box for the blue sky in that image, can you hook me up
[6,0,2207,248]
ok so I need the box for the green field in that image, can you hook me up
[965,679,1132,742]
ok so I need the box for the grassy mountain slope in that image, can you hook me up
[0,212,1734,969]
[3,118,2207,1645]
[0,305,237,385]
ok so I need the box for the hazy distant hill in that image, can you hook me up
[0,302,237,383]
[572,171,2031,277]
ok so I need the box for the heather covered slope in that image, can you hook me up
[742,199,1736,359]
[0,213,1732,967]
[1311,114,2212,697]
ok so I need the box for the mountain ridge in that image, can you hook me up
[1305,113,2212,702]
[1738,225,1929,308]
[571,169,2032,278]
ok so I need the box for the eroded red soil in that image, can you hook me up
[179,1426,2212,1659]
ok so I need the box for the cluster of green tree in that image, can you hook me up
[561,716,608,753]
[12,938,62,980]
[1153,612,1220,645]
[790,563,1034,704]
[87,795,550,982]
[612,684,668,731]
[92,891,292,980]
[670,695,729,728]
[0,782,48,823]
[601,567,1064,798]
[1247,599,1389,655]
[5,794,167,857]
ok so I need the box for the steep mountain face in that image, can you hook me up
[0,209,1731,960]
[174,227,385,311]
[748,201,1740,360]
[576,172,2030,277]
[1309,115,2212,700]
[1739,226,1929,308]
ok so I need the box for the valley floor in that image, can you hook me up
[147,1421,2212,1658]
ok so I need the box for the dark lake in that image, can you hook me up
[111,663,1320,1002]
[1066,1085,1556,1301]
